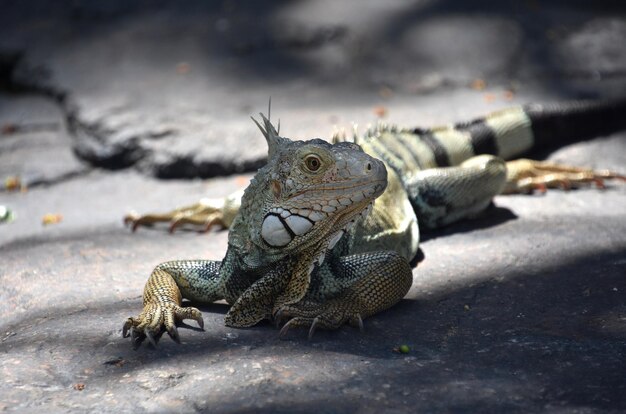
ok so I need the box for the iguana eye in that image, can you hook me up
[304,155,322,172]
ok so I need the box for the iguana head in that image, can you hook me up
[242,113,387,260]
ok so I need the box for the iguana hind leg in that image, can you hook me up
[503,159,626,194]
[275,251,412,339]
[405,155,507,229]
[124,190,243,233]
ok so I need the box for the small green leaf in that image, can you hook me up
[0,205,15,223]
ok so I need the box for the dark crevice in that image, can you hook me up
[23,168,93,190]
[1,51,266,179]
[0,167,93,193]
[69,118,148,171]
[0,52,96,189]
[145,156,267,179]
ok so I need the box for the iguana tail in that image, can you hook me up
[361,99,626,178]
[452,99,626,161]
[521,99,626,152]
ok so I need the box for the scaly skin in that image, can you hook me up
[124,100,626,347]
[123,113,413,347]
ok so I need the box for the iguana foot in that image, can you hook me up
[504,159,626,194]
[275,300,364,340]
[124,201,228,233]
[122,302,204,348]
[124,190,243,233]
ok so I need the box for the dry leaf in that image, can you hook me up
[4,176,22,191]
[373,106,388,118]
[176,62,191,74]
[42,214,63,226]
[483,93,497,103]
[470,79,486,91]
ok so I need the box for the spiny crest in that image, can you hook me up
[363,121,407,140]
[252,112,284,158]
[331,121,409,145]
[331,123,360,145]
[251,99,285,158]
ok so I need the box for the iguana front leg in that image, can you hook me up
[276,251,413,339]
[122,260,222,348]
[124,190,243,233]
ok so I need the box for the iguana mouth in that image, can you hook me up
[290,178,387,198]
[286,179,385,209]
[260,198,374,248]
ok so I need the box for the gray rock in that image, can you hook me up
[0,94,90,188]
[2,0,626,177]
[1,1,626,412]
[1,100,625,412]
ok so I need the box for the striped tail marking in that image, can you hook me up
[459,106,534,160]
[361,106,535,178]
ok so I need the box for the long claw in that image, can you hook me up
[355,314,364,333]
[202,217,221,233]
[144,329,158,347]
[122,319,133,337]
[195,314,205,330]
[274,308,285,328]
[153,329,165,343]
[131,328,146,350]
[279,318,297,338]
[123,214,144,232]
[168,216,185,233]
[187,308,204,329]
[123,214,138,229]
[308,317,320,341]
[593,178,605,189]
[167,325,181,344]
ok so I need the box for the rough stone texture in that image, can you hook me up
[1,142,625,412]
[1,1,626,413]
[0,94,90,189]
[1,0,626,177]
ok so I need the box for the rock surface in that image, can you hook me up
[2,0,626,177]
[1,1,626,413]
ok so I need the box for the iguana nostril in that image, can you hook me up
[366,163,372,171]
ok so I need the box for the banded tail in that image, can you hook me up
[360,99,626,178]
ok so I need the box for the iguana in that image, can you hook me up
[122,100,626,348]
